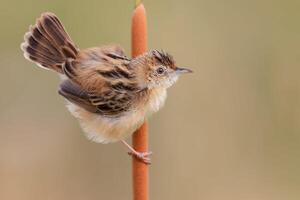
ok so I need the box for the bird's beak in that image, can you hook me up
[175,67,193,74]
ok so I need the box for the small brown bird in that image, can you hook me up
[21,12,192,164]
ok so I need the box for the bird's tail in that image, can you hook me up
[21,12,79,74]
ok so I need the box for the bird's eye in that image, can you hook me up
[157,67,165,74]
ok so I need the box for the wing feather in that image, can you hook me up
[59,45,144,117]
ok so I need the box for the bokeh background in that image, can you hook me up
[1,0,300,199]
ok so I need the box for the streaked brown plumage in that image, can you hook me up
[21,12,192,164]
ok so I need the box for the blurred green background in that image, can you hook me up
[1,0,300,199]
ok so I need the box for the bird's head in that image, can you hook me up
[132,50,192,89]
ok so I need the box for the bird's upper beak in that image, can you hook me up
[175,67,193,74]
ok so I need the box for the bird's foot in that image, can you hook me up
[128,151,152,165]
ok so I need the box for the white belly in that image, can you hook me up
[66,88,167,143]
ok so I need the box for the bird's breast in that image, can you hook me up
[140,87,167,117]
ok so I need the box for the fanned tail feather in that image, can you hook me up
[21,12,79,73]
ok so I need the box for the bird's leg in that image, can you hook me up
[121,140,152,164]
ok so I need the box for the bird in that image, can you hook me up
[20,12,192,164]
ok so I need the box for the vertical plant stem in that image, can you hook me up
[131,3,148,200]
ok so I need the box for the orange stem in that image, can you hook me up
[131,3,149,200]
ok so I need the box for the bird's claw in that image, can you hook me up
[128,151,152,164]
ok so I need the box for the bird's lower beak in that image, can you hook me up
[176,67,193,74]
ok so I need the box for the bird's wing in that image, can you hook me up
[62,45,135,92]
[58,79,98,113]
[59,79,135,117]
[59,46,144,117]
